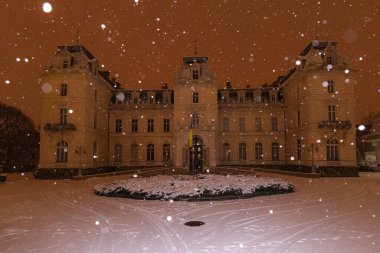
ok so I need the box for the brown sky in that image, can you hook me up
[0,0,379,126]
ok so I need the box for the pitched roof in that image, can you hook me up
[57,45,95,60]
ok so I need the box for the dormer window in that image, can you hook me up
[327,56,332,65]
[192,70,199,80]
[63,60,69,68]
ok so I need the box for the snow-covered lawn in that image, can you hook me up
[94,174,294,200]
[1,172,380,253]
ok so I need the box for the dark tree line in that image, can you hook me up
[0,102,39,172]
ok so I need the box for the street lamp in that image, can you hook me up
[75,146,86,176]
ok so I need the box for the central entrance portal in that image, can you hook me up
[189,136,203,173]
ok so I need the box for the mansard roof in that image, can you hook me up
[299,41,337,57]
[57,45,95,60]
[183,56,208,64]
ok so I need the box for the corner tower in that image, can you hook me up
[281,41,357,175]
[38,45,116,177]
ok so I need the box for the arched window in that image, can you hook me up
[147,144,154,161]
[239,143,246,160]
[255,143,263,160]
[56,140,68,163]
[326,139,339,161]
[222,143,231,161]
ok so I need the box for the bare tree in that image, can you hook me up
[0,102,39,172]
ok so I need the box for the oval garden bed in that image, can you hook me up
[94,174,294,201]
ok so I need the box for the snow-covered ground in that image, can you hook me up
[1,172,380,253]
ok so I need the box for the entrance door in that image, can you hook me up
[189,136,203,173]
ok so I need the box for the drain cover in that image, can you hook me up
[184,221,205,227]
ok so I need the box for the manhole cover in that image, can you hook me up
[184,221,205,227]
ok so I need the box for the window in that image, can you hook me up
[271,117,278,132]
[148,119,154,132]
[163,118,170,132]
[239,117,245,132]
[222,143,231,161]
[115,119,122,133]
[163,144,170,162]
[60,83,67,96]
[59,108,67,125]
[223,117,229,132]
[255,143,263,160]
[93,112,97,129]
[255,117,262,132]
[191,113,200,127]
[271,94,276,102]
[297,110,301,127]
[327,80,334,93]
[297,139,302,160]
[131,144,138,161]
[56,140,68,163]
[272,142,280,161]
[93,142,98,162]
[192,92,199,103]
[115,144,122,163]
[94,89,98,102]
[327,56,332,65]
[239,143,247,160]
[147,144,154,161]
[132,119,138,132]
[327,139,339,161]
[63,59,69,68]
[192,70,199,79]
[328,105,336,122]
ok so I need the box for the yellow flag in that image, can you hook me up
[188,128,193,147]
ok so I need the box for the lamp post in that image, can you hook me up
[75,146,86,177]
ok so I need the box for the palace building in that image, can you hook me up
[37,41,358,178]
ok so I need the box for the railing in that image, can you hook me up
[43,123,76,132]
[318,120,352,129]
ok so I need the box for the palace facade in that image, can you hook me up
[37,41,358,177]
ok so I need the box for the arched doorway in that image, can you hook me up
[189,136,203,173]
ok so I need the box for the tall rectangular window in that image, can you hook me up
[115,144,122,163]
[192,70,199,80]
[147,144,154,161]
[192,92,199,103]
[115,119,122,133]
[255,117,262,132]
[239,117,245,132]
[94,89,98,102]
[272,142,280,161]
[223,117,229,132]
[148,119,154,132]
[327,80,335,93]
[63,60,69,68]
[297,139,302,160]
[271,117,278,132]
[56,140,68,163]
[191,113,200,127]
[163,144,170,162]
[59,108,67,125]
[163,119,170,132]
[255,143,263,160]
[239,143,247,160]
[131,144,138,161]
[60,83,67,96]
[132,119,138,132]
[328,105,336,122]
